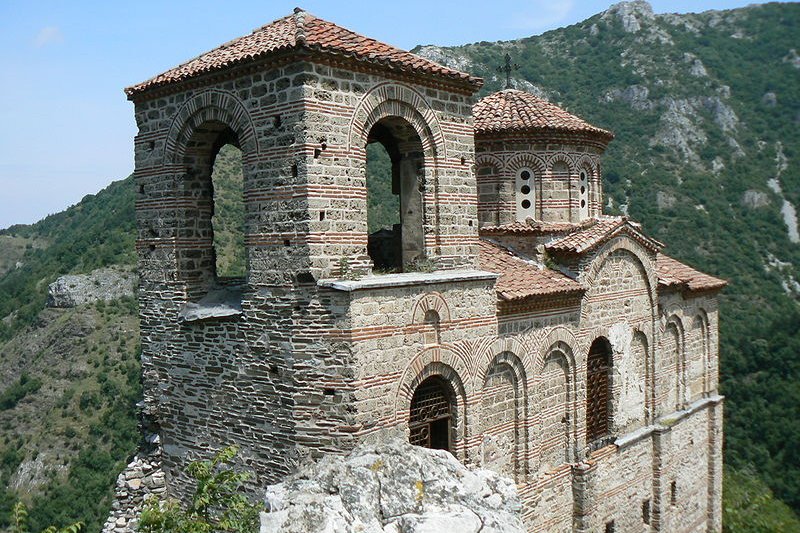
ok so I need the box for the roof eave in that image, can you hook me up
[126,43,483,101]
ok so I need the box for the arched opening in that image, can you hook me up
[211,144,246,279]
[180,120,246,298]
[422,309,441,346]
[409,376,453,451]
[586,337,612,444]
[516,167,536,221]
[365,117,425,272]
[578,168,590,220]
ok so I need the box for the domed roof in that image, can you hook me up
[473,89,613,141]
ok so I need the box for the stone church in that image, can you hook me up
[110,8,726,533]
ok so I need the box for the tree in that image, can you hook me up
[138,447,261,533]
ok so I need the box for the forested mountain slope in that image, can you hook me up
[0,1,798,530]
[416,0,800,512]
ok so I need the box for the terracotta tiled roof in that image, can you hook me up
[478,239,583,300]
[656,254,727,292]
[546,217,661,254]
[481,219,591,235]
[126,9,482,97]
[473,89,614,140]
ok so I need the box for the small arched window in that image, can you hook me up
[423,309,441,345]
[409,376,453,451]
[586,337,612,443]
[578,169,590,220]
[516,167,536,221]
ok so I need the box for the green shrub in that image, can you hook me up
[139,447,261,533]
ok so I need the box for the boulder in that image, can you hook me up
[260,436,525,533]
[47,267,135,308]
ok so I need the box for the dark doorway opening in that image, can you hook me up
[586,337,612,443]
[409,376,453,452]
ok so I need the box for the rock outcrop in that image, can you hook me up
[46,267,135,308]
[260,437,525,533]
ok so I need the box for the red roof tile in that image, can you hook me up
[481,219,591,235]
[656,254,727,292]
[478,239,583,300]
[126,9,482,97]
[546,217,661,254]
[473,89,614,140]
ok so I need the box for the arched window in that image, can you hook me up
[211,144,246,279]
[409,376,453,451]
[365,117,424,272]
[179,121,246,299]
[578,169,590,220]
[422,309,441,345]
[516,167,536,221]
[586,337,612,443]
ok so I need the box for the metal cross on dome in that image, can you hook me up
[497,53,520,89]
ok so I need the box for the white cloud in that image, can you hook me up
[34,26,64,48]
[509,0,575,32]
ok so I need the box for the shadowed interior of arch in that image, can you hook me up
[181,120,246,295]
[409,376,453,451]
[365,116,425,272]
[586,336,613,444]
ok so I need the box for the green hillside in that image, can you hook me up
[0,1,799,530]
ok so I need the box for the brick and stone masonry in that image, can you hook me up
[104,9,726,533]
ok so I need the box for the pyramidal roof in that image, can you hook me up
[126,8,482,98]
[473,89,613,141]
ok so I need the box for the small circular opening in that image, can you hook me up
[520,170,531,180]
[521,199,531,209]
[521,185,531,195]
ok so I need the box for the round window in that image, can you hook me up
[521,199,531,209]
[520,170,531,180]
[521,185,531,195]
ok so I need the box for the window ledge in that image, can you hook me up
[318,269,499,292]
[178,286,243,322]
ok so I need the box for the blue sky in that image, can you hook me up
[0,0,769,228]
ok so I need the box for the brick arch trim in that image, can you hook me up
[546,152,575,173]
[575,155,598,176]
[395,358,469,459]
[536,327,580,375]
[348,82,446,160]
[410,292,452,324]
[474,337,532,385]
[475,153,505,171]
[164,89,259,165]
[582,236,658,327]
[506,153,547,176]
[395,345,471,417]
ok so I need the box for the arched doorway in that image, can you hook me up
[586,337,612,443]
[409,376,453,451]
[366,116,425,272]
